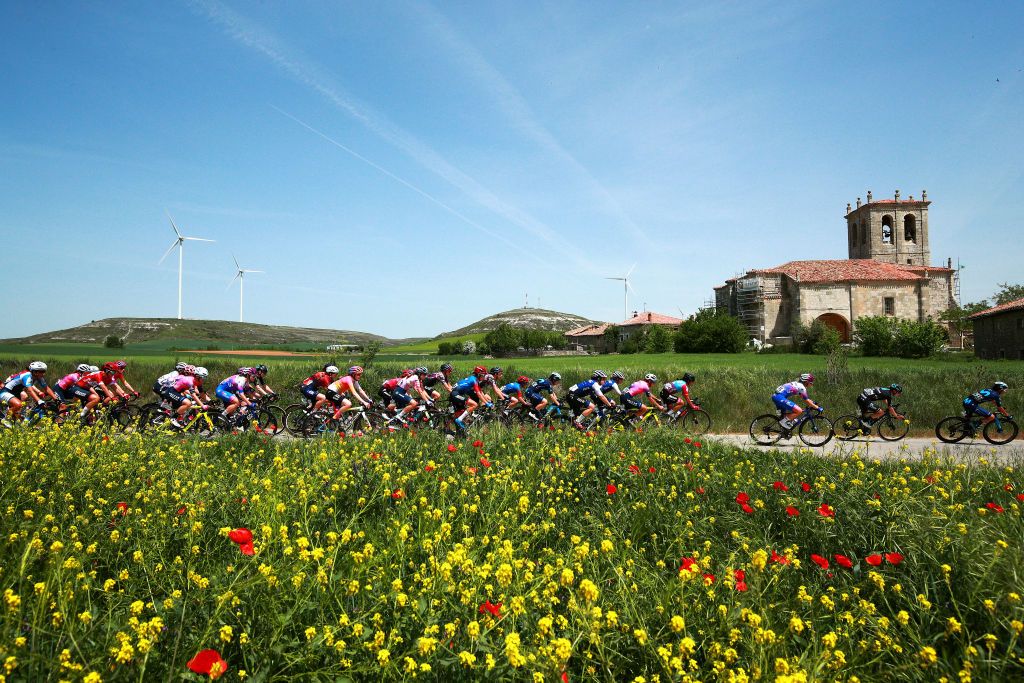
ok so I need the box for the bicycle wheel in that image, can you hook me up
[749,415,783,446]
[798,414,833,447]
[878,416,909,441]
[254,408,283,436]
[935,416,968,443]
[678,410,711,435]
[834,414,865,441]
[114,405,141,433]
[283,403,310,435]
[984,419,1019,445]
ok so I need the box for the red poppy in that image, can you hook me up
[478,600,502,618]
[447,444,457,452]
[924,475,936,484]
[693,441,702,449]
[735,580,748,592]
[885,552,904,566]
[391,489,405,500]
[679,557,697,573]
[702,573,716,584]
[865,554,883,566]
[606,484,618,495]
[684,437,692,444]
[771,549,789,565]
[772,481,789,492]
[1004,483,1014,491]
[685,462,694,471]
[696,486,705,494]
[467,467,478,475]
[1017,494,1024,502]
[116,502,129,515]
[786,506,800,517]
[734,569,746,582]
[424,464,435,472]
[833,554,853,569]
[628,464,641,475]
[800,482,811,493]
[561,672,569,683]
[810,554,829,569]
[228,528,253,545]
[735,492,750,504]
[480,457,491,468]
[238,542,254,556]
[817,503,835,518]
[176,505,187,516]
[648,466,656,473]
[187,649,228,679]
[986,502,1005,513]
[472,440,483,448]
[740,503,754,514]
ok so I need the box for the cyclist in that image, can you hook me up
[962,381,1010,427]
[772,373,822,431]
[622,373,665,418]
[1,362,56,422]
[601,371,626,399]
[55,364,92,404]
[300,365,339,412]
[567,371,614,427]
[99,360,138,400]
[73,365,116,419]
[662,373,699,419]
[857,383,905,428]
[525,372,562,418]
[481,367,508,402]
[500,375,531,412]
[154,362,188,398]
[450,366,492,430]
[387,366,433,426]
[165,366,208,428]
[422,363,454,401]
[251,364,276,398]
[216,368,253,423]
[326,366,373,420]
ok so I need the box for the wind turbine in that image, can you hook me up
[605,263,636,322]
[159,213,214,319]
[229,255,264,323]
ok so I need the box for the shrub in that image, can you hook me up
[644,325,672,353]
[461,340,476,355]
[853,316,895,356]
[104,335,124,349]
[791,320,840,355]
[854,317,946,359]
[359,341,382,367]
[674,309,746,353]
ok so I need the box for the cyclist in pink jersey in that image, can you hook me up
[621,374,666,417]
[74,368,116,418]
[327,373,373,419]
[166,369,209,428]
[55,364,91,403]
[387,367,433,426]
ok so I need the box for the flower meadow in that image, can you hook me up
[1,426,1023,682]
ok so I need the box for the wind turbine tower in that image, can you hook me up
[229,255,264,323]
[605,263,636,322]
[159,213,214,319]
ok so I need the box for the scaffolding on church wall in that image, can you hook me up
[734,275,781,342]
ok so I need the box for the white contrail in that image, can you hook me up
[412,1,654,249]
[190,0,598,273]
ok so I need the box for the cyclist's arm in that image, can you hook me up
[442,379,453,392]
[681,385,697,410]
[550,390,560,406]
[98,383,115,400]
[648,393,665,411]
[805,397,821,411]
[594,386,612,407]
[121,378,137,394]
[493,385,507,401]
[354,382,372,405]
[25,385,46,404]
[416,383,431,402]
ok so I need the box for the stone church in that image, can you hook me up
[714,190,959,345]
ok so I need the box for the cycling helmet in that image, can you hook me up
[682,372,695,384]
[28,361,47,372]
[255,364,268,375]
[490,366,503,375]
[473,366,487,377]
[799,373,815,384]
[193,367,209,379]
[592,370,607,380]
[400,368,413,378]
[182,365,196,376]
[414,366,428,375]
[517,375,530,385]
[889,383,903,393]
[440,363,453,374]
[993,381,1008,392]
[102,361,119,372]
[549,372,561,382]
[611,370,625,381]
[76,363,91,373]
[324,365,340,375]
[175,362,188,372]
[348,365,364,377]
[644,373,657,384]
[88,365,99,373]
[114,360,127,370]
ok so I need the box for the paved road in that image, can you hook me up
[705,433,1024,463]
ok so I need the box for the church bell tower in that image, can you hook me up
[844,190,931,266]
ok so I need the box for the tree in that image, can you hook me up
[994,283,1024,305]
[437,341,455,356]
[484,324,520,355]
[853,316,895,357]
[791,320,840,355]
[103,335,124,349]
[461,340,476,355]
[940,301,989,348]
[602,325,620,353]
[644,325,672,353]
[673,309,746,353]
[854,316,946,358]
[359,341,382,367]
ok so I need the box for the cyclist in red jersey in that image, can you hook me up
[74,367,116,418]
[100,361,137,401]
[301,365,339,412]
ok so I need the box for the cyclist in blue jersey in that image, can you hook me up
[450,366,491,430]
[962,381,1010,426]
[600,371,626,399]
[662,373,700,419]
[567,371,614,427]
[1,361,56,423]
[525,373,561,418]
[771,373,822,431]
[500,375,531,412]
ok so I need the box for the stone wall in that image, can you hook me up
[973,312,1024,360]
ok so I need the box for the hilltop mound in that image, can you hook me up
[2,318,390,348]
[438,308,601,338]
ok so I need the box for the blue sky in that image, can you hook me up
[1,1,1022,339]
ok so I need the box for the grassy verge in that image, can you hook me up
[1,427,1022,680]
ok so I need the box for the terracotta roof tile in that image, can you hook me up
[565,324,609,336]
[754,259,938,284]
[619,312,683,326]
[969,297,1024,319]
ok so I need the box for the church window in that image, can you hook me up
[850,224,857,249]
[881,215,893,244]
[904,214,917,243]
[883,297,895,315]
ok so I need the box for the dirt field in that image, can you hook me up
[180,349,318,357]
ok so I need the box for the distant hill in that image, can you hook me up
[438,308,602,338]
[2,318,396,349]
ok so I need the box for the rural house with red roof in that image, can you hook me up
[714,190,959,345]
[565,311,683,352]
[970,298,1024,360]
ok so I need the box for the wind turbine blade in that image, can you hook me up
[626,280,637,294]
[232,253,240,270]
[228,272,240,289]
[158,240,178,264]
[183,236,215,243]
[243,269,264,274]
[165,212,183,239]
[625,262,637,278]
[604,277,625,281]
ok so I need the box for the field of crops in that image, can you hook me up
[1,425,1022,681]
